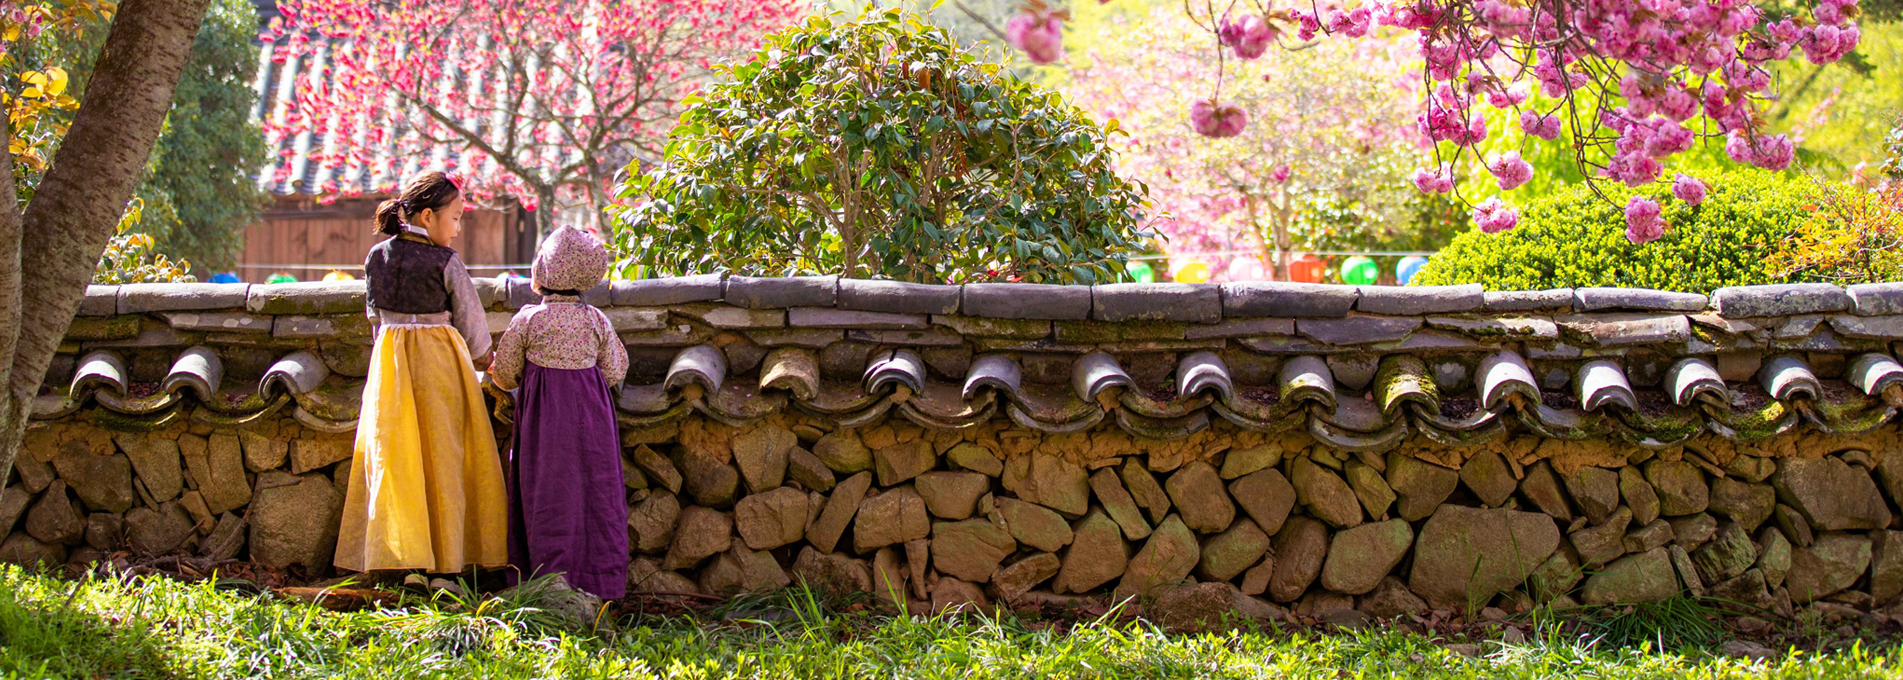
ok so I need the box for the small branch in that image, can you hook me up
[950,0,1009,44]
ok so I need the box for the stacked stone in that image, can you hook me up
[0,412,345,573]
[605,416,1903,618]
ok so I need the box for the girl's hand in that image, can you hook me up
[473,349,494,372]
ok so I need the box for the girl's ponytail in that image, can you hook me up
[374,199,405,235]
[375,171,461,236]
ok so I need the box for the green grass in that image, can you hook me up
[0,566,1899,679]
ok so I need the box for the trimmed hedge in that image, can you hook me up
[1412,169,1816,293]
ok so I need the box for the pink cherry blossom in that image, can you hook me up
[1412,164,1455,194]
[1672,173,1707,206]
[1487,150,1533,191]
[1064,14,1420,281]
[1724,130,1795,171]
[1222,15,1278,59]
[1294,11,1321,40]
[1218,13,1249,46]
[1002,0,1868,248]
[1471,197,1520,233]
[1520,110,1563,140]
[1486,82,1530,109]
[1189,99,1248,138]
[1624,196,1665,244]
[1006,12,1066,65]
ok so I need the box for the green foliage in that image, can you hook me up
[611,9,1150,284]
[55,0,268,274]
[92,201,196,284]
[1571,596,1729,650]
[1413,169,1818,292]
[1884,115,1903,180]
[7,568,1903,678]
[141,0,271,273]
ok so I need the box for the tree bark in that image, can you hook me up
[533,184,558,243]
[0,0,214,488]
[1241,192,1271,281]
[1271,189,1293,281]
[0,114,23,487]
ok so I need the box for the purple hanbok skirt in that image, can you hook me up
[506,362,628,599]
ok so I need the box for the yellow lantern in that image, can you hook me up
[1175,260,1211,284]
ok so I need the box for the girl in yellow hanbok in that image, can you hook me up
[334,171,509,575]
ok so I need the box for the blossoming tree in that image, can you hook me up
[1005,0,1866,243]
[1064,9,1424,280]
[261,0,800,237]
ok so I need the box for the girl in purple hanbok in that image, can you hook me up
[488,226,629,598]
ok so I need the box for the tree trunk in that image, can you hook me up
[511,200,537,271]
[0,0,214,488]
[533,185,558,245]
[1245,192,1274,281]
[582,167,609,236]
[1271,190,1293,282]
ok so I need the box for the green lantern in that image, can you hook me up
[1127,260,1154,283]
[265,273,298,284]
[1341,256,1379,286]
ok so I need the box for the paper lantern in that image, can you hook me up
[1397,256,1429,285]
[265,273,298,284]
[1127,261,1154,283]
[1175,260,1211,284]
[1228,257,1265,282]
[323,270,356,282]
[1288,254,1326,283]
[1342,256,1380,285]
[209,272,241,284]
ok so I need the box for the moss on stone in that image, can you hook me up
[90,406,185,433]
[1812,396,1891,434]
[1726,401,1791,441]
[1622,409,1705,442]
[1374,356,1437,415]
[65,317,142,341]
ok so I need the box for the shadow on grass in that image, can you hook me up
[0,568,174,678]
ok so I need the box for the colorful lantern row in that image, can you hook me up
[1141,253,1432,284]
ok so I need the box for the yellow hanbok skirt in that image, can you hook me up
[334,325,509,573]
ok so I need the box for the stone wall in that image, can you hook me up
[10,277,1903,617]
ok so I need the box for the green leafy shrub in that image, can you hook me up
[1412,169,1819,293]
[55,0,268,274]
[610,9,1149,284]
[93,200,196,284]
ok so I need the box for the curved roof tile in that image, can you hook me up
[45,281,1903,457]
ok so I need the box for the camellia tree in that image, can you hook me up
[612,10,1151,284]
[1064,9,1427,281]
[261,0,801,237]
[1000,0,1868,244]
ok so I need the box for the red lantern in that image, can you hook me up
[1288,253,1326,283]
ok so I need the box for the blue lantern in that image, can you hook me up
[1397,256,1429,285]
